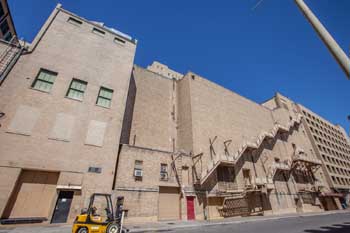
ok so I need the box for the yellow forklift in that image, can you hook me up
[72,193,128,233]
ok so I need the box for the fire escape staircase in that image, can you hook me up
[0,36,24,84]
[269,160,292,179]
[171,152,187,197]
[200,114,303,185]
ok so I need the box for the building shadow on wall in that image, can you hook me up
[304,222,350,233]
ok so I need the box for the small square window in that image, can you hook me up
[96,87,113,108]
[134,160,143,181]
[160,163,168,181]
[114,37,125,45]
[66,79,87,101]
[92,27,105,36]
[67,17,82,26]
[31,69,57,93]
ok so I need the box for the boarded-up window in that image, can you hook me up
[85,120,107,147]
[7,105,40,135]
[49,113,75,141]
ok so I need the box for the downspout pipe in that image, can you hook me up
[295,0,350,79]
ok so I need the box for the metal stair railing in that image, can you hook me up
[0,36,24,84]
[200,114,303,185]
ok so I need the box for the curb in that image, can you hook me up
[129,210,350,232]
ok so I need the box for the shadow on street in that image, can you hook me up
[304,222,350,233]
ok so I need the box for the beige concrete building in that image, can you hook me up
[0,3,349,226]
[0,4,136,224]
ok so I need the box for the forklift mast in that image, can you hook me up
[115,196,124,221]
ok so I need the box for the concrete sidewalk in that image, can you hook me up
[0,210,349,233]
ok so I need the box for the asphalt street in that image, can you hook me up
[1,212,350,233]
[163,212,350,233]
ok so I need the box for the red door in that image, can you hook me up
[186,196,195,220]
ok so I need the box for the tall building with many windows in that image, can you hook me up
[264,93,350,210]
[299,105,350,197]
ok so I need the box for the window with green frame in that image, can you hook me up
[96,87,113,108]
[31,69,57,92]
[66,79,87,101]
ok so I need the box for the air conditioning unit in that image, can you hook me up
[160,172,168,181]
[134,169,143,177]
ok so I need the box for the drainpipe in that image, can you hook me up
[294,0,350,79]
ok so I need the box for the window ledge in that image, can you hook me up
[95,104,111,109]
[29,87,51,94]
[84,143,103,148]
[48,137,70,143]
[65,96,83,102]
[6,131,31,136]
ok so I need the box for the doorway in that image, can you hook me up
[158,187,180,221]
[243,169,252,186]
[51,191,74,223]
[186,196,195,220]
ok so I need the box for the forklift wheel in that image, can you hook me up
[77,227,88,233]
[106,223,119,233]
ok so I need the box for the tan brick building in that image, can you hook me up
[298,104,350,204]
[0,4,136,223]
[0,3,349,226]
[116,67,346,223]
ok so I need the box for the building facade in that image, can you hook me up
[115,67,345,223]
[0,4,136,223]
[0,4,349,226]
[298,104,350,204]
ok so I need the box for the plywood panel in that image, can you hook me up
[85,120,107,147]
[7,105,40,135]
[8,170,59,218]
[49,113,75,141]
[158,187,180,221]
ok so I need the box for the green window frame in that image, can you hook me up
[96,87,113,108]
[31,69,57,93]
[66,79,87,101]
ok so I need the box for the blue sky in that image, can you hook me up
[9,0,350,132]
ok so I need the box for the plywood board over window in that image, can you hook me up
[85,120,107,147]
[7,105,40,136]
[49,113,75,142]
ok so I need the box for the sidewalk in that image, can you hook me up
[0,210,349,233]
